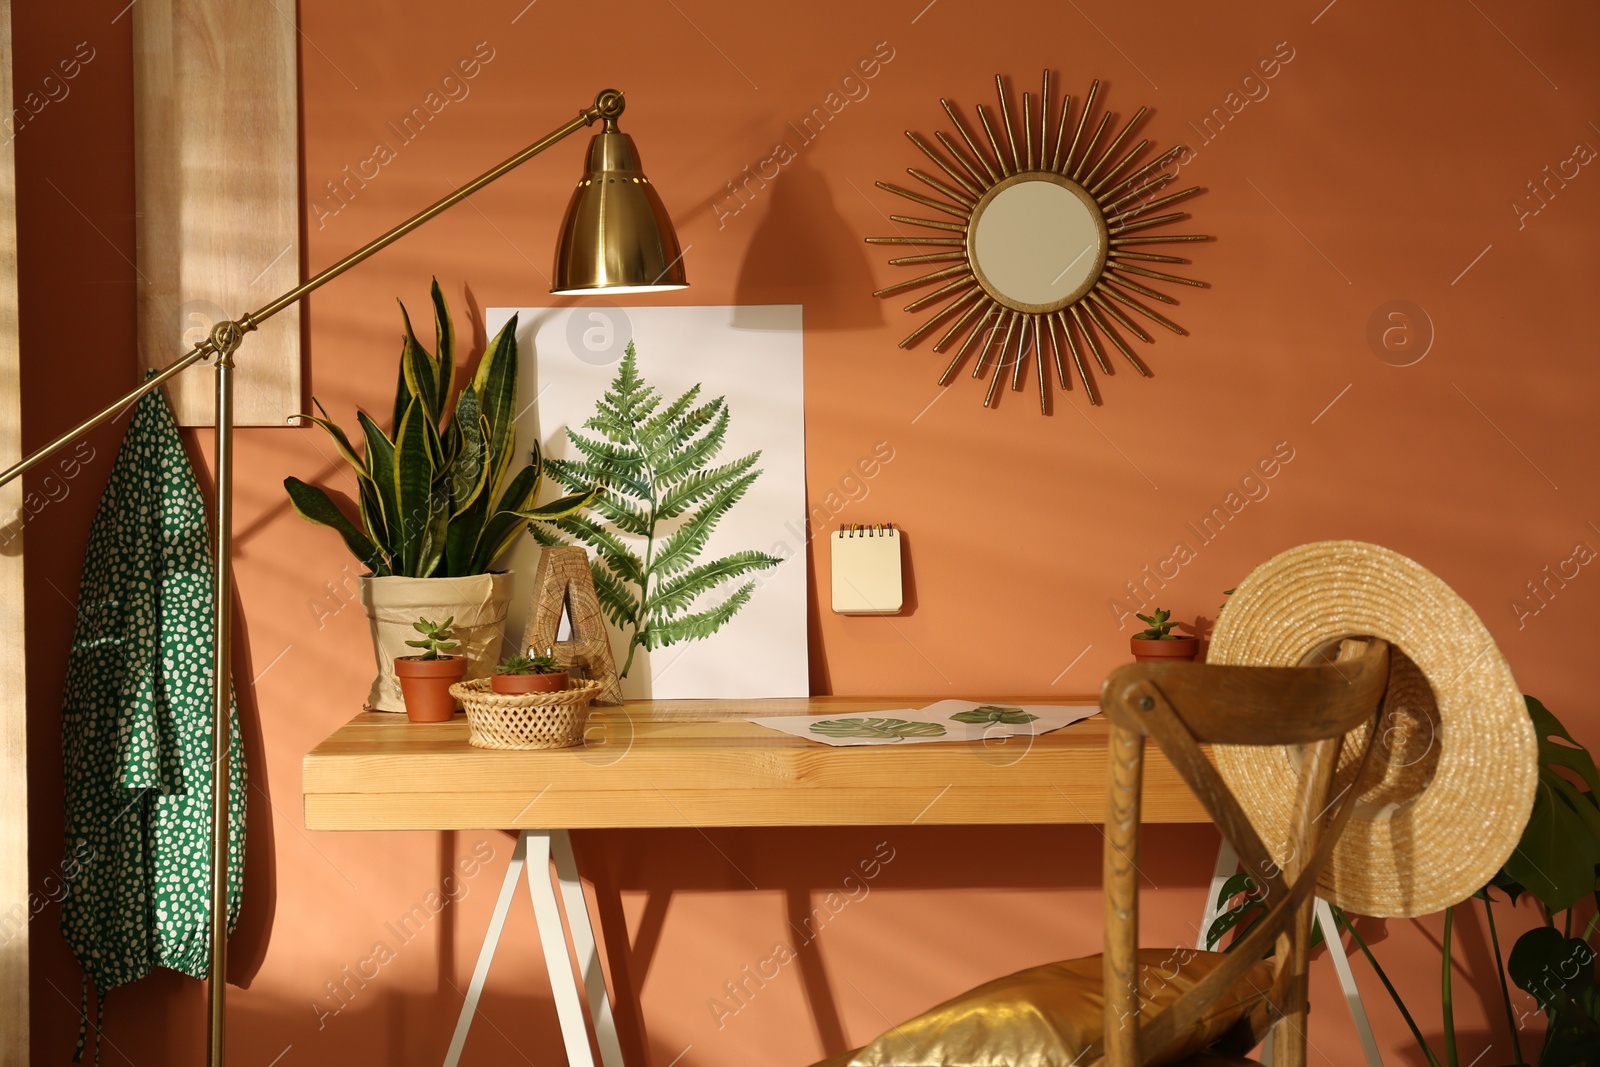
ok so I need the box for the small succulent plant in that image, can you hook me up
[495,651,561,675]
[404,616,459,659]
[1133,608,1183,641]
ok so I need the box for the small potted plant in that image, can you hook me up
[394,616,468,722]
[1129,608,1199,663]
[491,651,569,695]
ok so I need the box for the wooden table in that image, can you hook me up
[303,697,1212,830]
[303,698,1211,1067]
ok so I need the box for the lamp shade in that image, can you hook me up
[551,118,688,295]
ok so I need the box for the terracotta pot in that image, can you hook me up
[1130,636,1200,663]
[394,655,468,722]
[491,671,569,695]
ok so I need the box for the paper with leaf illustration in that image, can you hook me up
[492,305,807,700]
[749,701,1100,747]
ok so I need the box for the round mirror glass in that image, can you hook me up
[970,177,1106,311]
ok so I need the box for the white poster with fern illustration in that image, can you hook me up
[488,304,808,700]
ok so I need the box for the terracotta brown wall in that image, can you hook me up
[17,1,1600,1064]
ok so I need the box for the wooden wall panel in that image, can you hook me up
[133,0,300,425]
[0,0,29,1060]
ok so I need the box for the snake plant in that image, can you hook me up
[284,280,599,577]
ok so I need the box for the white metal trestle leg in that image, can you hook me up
[549,829,626,1067]
[1197,839,1383,1067]
[442,829,625,1067]
[1196,836,1242,953]
[444,832,529,1067]
[1315,897,1384,1066]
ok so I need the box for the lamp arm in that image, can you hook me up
[0,344,210,485]
[244,88,621,325]
[0,87,625,488]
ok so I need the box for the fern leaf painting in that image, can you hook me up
[533,341,782,677]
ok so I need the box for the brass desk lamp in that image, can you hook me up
[0,87,685,1066]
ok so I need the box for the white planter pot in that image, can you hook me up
[360,572,515,712]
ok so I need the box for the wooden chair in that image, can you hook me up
[1098,637,1390,1066]
[812,638,1390,1067]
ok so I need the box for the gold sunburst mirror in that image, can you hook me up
[868,72,1210,409]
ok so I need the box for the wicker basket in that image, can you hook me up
[449,677,604,750]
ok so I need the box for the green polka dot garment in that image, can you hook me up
[60,386,245,1060]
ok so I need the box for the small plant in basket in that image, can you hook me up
[491,649,569,695]
[457,651,599,752]
[395,616,468,723]
[1128,607,1199,663]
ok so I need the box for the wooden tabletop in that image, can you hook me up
[302,697,1212,830]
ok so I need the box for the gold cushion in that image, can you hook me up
[841,949,1274,1067]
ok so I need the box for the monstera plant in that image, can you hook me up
[284,280,599,711]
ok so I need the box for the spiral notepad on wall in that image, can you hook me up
[831,525,903,615]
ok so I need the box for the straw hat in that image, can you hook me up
[1209,541,1536,918]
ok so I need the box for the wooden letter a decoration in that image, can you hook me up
[519,546,624,705]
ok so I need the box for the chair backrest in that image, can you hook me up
[1097,638,1391,1067]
